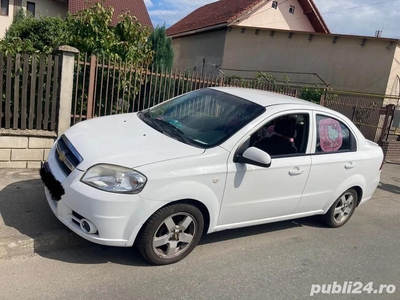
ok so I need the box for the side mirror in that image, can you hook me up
[235,147,272,168]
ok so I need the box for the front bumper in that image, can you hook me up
[41,144,160,247]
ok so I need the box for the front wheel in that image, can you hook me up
[322,189,358,228]
[136,203,204,265]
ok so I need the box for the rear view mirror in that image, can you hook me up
[235,147,271,168]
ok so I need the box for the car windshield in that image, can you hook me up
[138,89,266,148]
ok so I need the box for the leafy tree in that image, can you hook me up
[66,2,115,58]
[148,25,174,71]
[1,1,153,64]
[112,12,153,64]
[65,1,153,64]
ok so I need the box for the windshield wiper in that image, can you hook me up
[142,111,164,133]
[153,119,192,145]
[140,111,193,145]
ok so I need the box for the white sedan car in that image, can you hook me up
[40,87,384,265]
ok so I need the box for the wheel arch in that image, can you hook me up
[324,175,366,212]
[158,199,211,235]
[128,196,216,247]
[351,186,363,206]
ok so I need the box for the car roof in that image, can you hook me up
[210,86,323,108]
[210,87,368,148]
[210,86,368,143]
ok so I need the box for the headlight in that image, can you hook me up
[81,164,147,194]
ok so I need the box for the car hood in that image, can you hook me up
[63,113,205,171]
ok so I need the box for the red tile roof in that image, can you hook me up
[298,0,329,34]
[166,0,261,36]
[68,0,153,29]
[166,0,329,37]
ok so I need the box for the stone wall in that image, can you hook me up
[0,132,56,169]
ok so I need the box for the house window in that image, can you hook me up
[272,1,278,9]
[27,1,35,16]
[289,5,295,14]
[1,0,9,16]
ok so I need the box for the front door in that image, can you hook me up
[218,112,312,227]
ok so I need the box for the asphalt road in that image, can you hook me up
[0,163,399,300]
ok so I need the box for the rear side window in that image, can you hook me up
[316,115,357,153]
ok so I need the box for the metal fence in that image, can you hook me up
[321,92,397,143]
[71,54,302,125]
[0,52,60,131]
[71,55,219,125]
[1,50,397,142]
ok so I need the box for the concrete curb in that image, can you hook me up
[385,159,400,164]
[0,229,91,259]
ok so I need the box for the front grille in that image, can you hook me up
[55,135,83,176]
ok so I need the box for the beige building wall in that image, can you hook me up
[172,29,227,76]
[21,0,68,18]
[385,44,400,104]
[222,27,396,95]
[237,0,315,32]
[0,0,14,38]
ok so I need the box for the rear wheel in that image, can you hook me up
[322,189,357,228]
[136,203,204,265]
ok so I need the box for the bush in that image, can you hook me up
[4,11,68,55]
[299,87,325,104]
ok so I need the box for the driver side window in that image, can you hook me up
[249,113,310,157]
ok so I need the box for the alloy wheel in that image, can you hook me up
[152,212,197,259]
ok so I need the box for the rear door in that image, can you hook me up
[294,112,360,214]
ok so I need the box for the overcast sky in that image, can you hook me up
[144,0,400,38]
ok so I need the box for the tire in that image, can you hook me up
[136,203,204,265]
[321,189,358,228]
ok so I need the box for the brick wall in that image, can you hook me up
[0,135,55,168]
[381,131,400,162]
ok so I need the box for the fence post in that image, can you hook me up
[218,76,224,87]
[320,94,325,106]
[57,45,79,136]
[351,106,356,121]
[86,55,97,119]
[378,104,395,145]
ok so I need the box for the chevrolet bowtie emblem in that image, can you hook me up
[59,150,67,163]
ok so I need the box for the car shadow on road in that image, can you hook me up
[38,216,328,267]
[0,177,328,267]
[378,182,400,195]
[0,177,145,265]
[0,177,65,239]
[199,216,326,246]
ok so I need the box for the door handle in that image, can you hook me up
[289,167,304,176]
[345,162,356,169]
